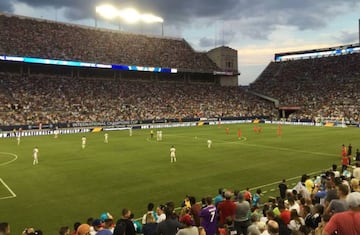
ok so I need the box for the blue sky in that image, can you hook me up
[1,0,360,85]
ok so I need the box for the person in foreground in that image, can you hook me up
[323,192,360,235]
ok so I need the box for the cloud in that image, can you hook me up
[2,0,359,44]
[334,31,359,44]
[0,0,13,13]
[1,0,359,86]
[199,37,215,48]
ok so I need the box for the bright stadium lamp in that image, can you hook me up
[141,14,164,23]
[95,4,164,35]
[95,4,119,19]
[141,14,164,36]
[118,8,141,23]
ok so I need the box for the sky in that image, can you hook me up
[1,0,360,85]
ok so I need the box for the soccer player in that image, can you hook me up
[341,155,349,172]
[170,145,176,163]
[150,130,154,139]
[207,139,212,148]
[33,146,39,165]
[104,133,108,143]
[17,134,21,145]
[341,144,347,157]
[225,127,230,135]
[54,126,59,138]
[348,144,352,156]
[237,128,242,139]
[81,136,87,149]
[277,124,282,137]
[129,128,132,137]
[157,131,163,141]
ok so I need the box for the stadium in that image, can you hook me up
[0,5,360,235]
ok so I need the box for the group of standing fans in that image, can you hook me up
[1,157,360,235]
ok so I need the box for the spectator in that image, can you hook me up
[200,196,218,235]
[0,222,10,235]
[70,222,81,235]
[142,214,157,235]
[142,203,158,225]
[323,192,360,235]
[287,209,304,232]
[59,226,70,235]
[157,205,184,235]
[189,196,201,226]
[217,191,236,226]
[113,208,136,235]
[76,224,91,235]
[234,193,251,235]
[176,214,198,235]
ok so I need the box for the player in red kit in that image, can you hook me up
[341,144,347,157]
[277,124,282,137]
[341,155,349,172]
[237,128,242,139]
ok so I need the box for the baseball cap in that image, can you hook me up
[346,192,360,208]
[92,219,104,227]
[100,212,113,221]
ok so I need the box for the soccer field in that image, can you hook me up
[0,123,356,234]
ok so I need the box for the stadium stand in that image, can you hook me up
[0,14,276,128]
[0,13,219,72]
[0,73,277,126]
[249,52,360,123]
[1,13,360,235]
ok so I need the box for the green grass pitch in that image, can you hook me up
[0,123,357,234]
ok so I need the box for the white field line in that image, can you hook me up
[0,178,16,200]
[0,152,18,200]
[0,152,18,166]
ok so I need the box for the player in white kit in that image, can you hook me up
[104,133,108,143]
[82,136,87,149]
[17,135,21,145]
[33,147,39,165]
[170,145,176,163]
[54,127,59,138]
[207,139,212,148]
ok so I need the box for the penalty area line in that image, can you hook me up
[0,178,16,200]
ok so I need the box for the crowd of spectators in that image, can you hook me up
[2,161,360,235]
[0,14,218,72]
[249,53,360,123]
[0,13,275,127]
[0,72,277,126]
[2,10,360,235]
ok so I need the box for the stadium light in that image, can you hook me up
[95,5,119,20]
[118,8,141,23]
[141,14,164,23]
[95,4,164,34]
